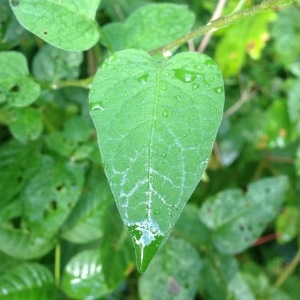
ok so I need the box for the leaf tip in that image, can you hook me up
[126,220,164,273]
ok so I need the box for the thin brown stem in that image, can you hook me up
[149,0,295,56]
[198,0,227,52]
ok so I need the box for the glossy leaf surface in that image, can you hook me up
[62,249,111,300]
[0,263,54,299]
[10,0,100,51]
[90,49,224,272]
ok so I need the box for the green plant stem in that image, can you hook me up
[51,77,93,89]
[55,242,61,288]
[275,247,300,288]
[149,0,295,56]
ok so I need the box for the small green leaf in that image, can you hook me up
[0,140,42,205]
[8,107,43,143]
[0,51,40,106]
[101,203,135,288]
[10,0,100,51]
[21,156,85,238]
[0,0,26,49]
[276,206,300,243]
[174,204,210,245]
[0,228,56,259]
[90,49,224,272]
[199,176,288,254]
[102,3,195,52]
[62,170,113,244]
[271,6,300,66]
[32,44,83,84]
[62,249,111,300]
[0,263,54,300]
[138,236,201,300]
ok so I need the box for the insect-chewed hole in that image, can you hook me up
[10,85,20,92]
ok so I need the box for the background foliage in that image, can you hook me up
[0,0,300,299]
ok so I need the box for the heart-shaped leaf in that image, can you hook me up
[89,49,224,272]
[199,176,288,254]
[10,0,100,51]
[101,3,195,52]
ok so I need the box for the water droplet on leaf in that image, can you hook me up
[192,83,200,90]
[137,74,149,84]
[163,110,169,117]
[174,69,196,83]
[213,86,224,94]
[90,102,104,111]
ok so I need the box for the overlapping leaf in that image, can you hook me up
[101,3,195,52]
[10,0,100,51]
[89,49,224,272]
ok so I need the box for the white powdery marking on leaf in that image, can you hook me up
[127,218,163,262]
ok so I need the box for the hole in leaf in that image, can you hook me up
[55,184,64,192]
[10,85,20,92]
[11,0,20,6]
[44,200,58,217]
[43,30,48,35]
[68,202,74,208]
[11,216,21,229]
[51,200,57,210]
[239,224,245,231]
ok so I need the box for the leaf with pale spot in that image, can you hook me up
[89,49,224,272]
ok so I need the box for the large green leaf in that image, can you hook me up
[89,49,224,272]
[199,176,288,254]
[0,263,54,299]
[101,3,195,52]
[0,51,40,106]
[61,249,111,300]
[138,236,201,300]
[10,0,100,51]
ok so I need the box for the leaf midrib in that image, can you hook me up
[146,65,162,222]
